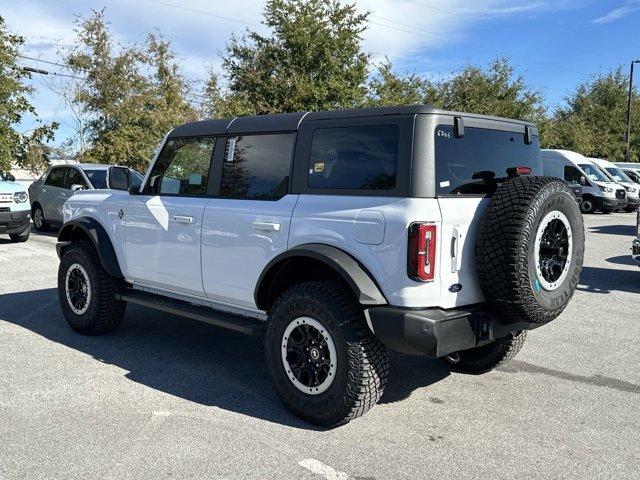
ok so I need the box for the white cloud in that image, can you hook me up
[593,1,640,24]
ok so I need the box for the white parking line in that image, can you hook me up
[298,458,349,480]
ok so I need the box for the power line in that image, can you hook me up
[22,66,87,81]
[17,54,71,70]
[143,0,265,29]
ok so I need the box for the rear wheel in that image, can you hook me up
[265,281,389,427]
[441,331,527,374]
[58,241,127,335]
[32,204,50,232]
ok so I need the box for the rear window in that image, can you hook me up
[308,125,398,190]
[435,125,541,195]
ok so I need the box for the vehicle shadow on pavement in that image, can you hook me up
[578,265,640,294]
[587,224,635,236]
[0,288,450,429]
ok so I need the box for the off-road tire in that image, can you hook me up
[477,176,584,325]
[32,204,50,232]
[58,241,127,335]
[441,331,527,374]
[9,228,29,243]
[265,281,389,428]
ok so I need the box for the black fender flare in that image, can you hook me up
[57,217,124,278]
[254,243,388,310]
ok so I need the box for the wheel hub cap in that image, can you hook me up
[534,211,573,291]
[65,263,91,315]
[281,317,337,395]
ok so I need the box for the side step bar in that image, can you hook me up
[115,290,265,336]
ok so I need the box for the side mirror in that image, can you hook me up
[70,184,85,192]
[6,173,15,182]
[108,166,130,191]
[580,176,588,186]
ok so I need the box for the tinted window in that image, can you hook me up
[64,168,87,189]
[84,169,107,189]
[45,168,66,188]
[564,165,583,183]
[148,137,215,196]
[220,133,295,199]
[308,126,398,190]
[435,125,542,195]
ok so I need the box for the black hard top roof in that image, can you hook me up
[167,105,536,138]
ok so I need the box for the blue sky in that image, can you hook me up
[3,0,640,149]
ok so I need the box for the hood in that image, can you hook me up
[0,181,26,193]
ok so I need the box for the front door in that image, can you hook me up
[42,166,68,223]
[124,136,216,297]
[202,133,298,309]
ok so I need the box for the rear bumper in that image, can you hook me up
[632,239,640,264]
[366,305,539,358]
[0,211,30,234]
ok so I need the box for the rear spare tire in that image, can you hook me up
[477,176,584,325]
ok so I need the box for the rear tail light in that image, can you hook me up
[408,223,437,282]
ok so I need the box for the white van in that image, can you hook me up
[589,158,639,212]
[541,149,627,214]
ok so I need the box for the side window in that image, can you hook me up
[148,137,215,196]
[564,166,583,183]
[44,168,67,188]
[434,125,542,195]
[220,133,295,199]
[307,125,399,190]
[64,168,87,189]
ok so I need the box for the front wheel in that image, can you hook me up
[9,228,30,243]
[265,281,389,428]
[580,198,595,214]
[441,331,527,374]
[58,241,127,335]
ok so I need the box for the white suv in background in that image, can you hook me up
[54,106,584,427]
[0,171,30,242]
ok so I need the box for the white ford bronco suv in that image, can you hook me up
[56,106,584,427]
[0,171,31,242]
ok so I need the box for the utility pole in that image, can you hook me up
[626,60,640,162]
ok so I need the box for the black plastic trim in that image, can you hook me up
[366,305,538,357]
[57,217,124,278]
[254,243,388,309]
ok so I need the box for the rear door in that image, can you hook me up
[433,119,542,307]
[201,133,297,309]
[124,136,215,297]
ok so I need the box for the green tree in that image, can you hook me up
[65,10,196,171]
[209,0,370,116]
[366,58,430,107]
[431,58,546,122]
[545,68,640,161]
[0,15,57,173]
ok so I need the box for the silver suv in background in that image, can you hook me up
[29,164,142,231]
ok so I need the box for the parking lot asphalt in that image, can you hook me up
[1,214,639,480]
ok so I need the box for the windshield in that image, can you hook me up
[83,169,108,189]
[605,167,632,183]
[577,163,608,182]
